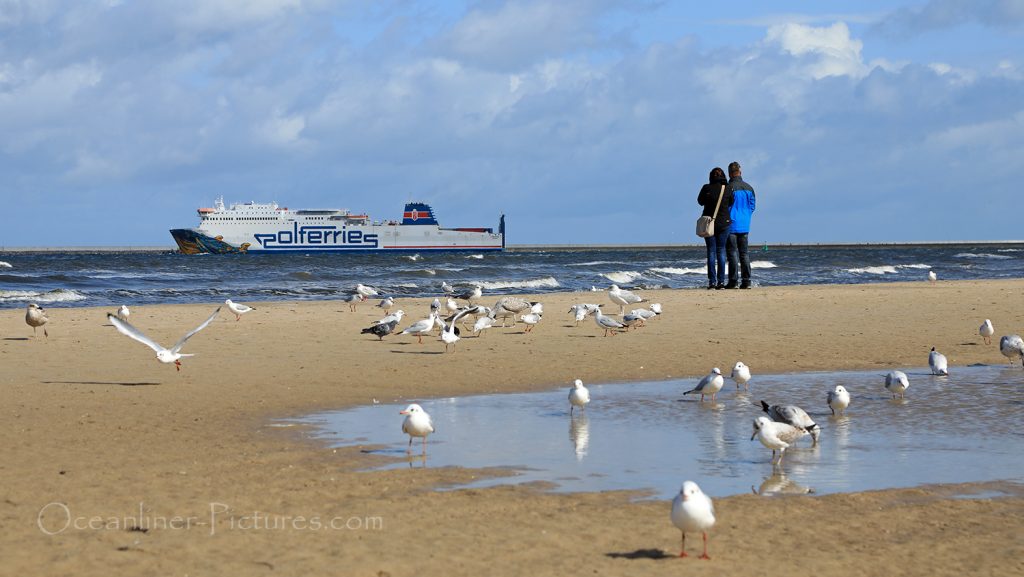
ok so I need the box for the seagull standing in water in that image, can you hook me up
[1000,335,1024,368]
[25,303,49,338]
[225,299,254,321]
[684,368,725,402]
[441,281,454,294]
[927,270,937,282]
[569,379,590,415]
[107,307,221,371]
[399,403,434,454]
[670,481,715,559]
[608,284,643,315]
[884,370,910,399]
[760,401,819,445]
[929,347,949,375]
[116,305,131,322]
[751,416,808,464]
[827,385,850,416]
[730,361,751,390]
[979,319,994,345]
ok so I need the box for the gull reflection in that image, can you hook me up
[752,470,815,496]
[569,414,590,462]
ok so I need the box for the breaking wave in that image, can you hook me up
[477,277,559,290]
[955,253,1012,260]
[602,271,645,284]
[0,289,88,303]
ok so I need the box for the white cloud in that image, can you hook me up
[764,22,868,79]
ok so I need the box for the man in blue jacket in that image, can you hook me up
[725,161,756,289]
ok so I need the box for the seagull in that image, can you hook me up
[592,306,625,337]
[454,285,481,303]
[649,303,662,316]
[927,270,937,282]
[529,302,543,315]
[608,284,643,315]
[730,361,751,390]
[621,312,645,329]
[400,312,437,344]
[827,385,850,416]
[979,319,994,345]
[224,299,254,321]
[448,305,490,328]
[629,308,657,322]
[568,304,599,326]
[116,305,131,322]
[520,312,542,332]
[370,309,405,327]
[760,401,819,445]
[929,347,949,375]
[473,315,495,336]
[999,335,1024,368]
[441,281,454,294]
[107,307,220,371]
[25,303,49,338]
[355,283,379,298]
[569,379,590,415]
[430,298,441,314]
[361,319,399,341]
[376,296,395,314]
[439,312,467,352]
[399,403,434,454]
[884,370,910,399]
[751,416,808,464]
[341,294,364,312]
[445,298,459,313]
[684,368,725,402]
[670,481,715,560]
[492,296,533,325]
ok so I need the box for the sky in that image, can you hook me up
[1,0,1022,246]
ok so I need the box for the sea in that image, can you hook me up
[1,243,1022,309]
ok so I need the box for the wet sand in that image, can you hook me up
[2,280,1023,576]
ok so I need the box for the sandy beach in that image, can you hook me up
[2,280,1023,576]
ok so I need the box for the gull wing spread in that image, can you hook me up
[170,307,221,353]
[107,314,166,354]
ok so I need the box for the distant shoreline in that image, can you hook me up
[2,240,1024,253]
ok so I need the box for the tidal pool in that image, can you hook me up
[297,364,1024,498]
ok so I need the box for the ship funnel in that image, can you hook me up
[401,203,438,225]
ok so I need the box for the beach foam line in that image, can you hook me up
[476,277,559,290]
[955,253,1012,259]
[0,288,87,303]
[601,271,644,284]
[649,267,705,275]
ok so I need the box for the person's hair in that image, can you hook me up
[709,167,725,182]
[728,161,741,176]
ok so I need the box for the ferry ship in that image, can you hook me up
[170,198,505,254]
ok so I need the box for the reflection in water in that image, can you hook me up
[752,471,815,495]
[301,365,1024,498]
[569,415,589,462]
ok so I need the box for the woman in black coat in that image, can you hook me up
[697,167,734,289]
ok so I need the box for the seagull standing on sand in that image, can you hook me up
[439,312,466,352]
[473,315,495,336]
[376,296,394,314]
[445,298,459,313]
[107,307,221,371]
[592,306,625,337]
[341,293,364,312]
[884,370,910,399]
[116,305,130,322]
[999,335,1024,368]
[670,481,715,559]
[225,299,254,321]
[25,303,49,338]
[569,379,590,415]
[751,416,808,464]
[979,319,994,345]
[730,361,751,390]
[520,312,542,332]
[929,347,949,375]
[649,303,662,316]
[608,284,643,315]
[400,312,437,344]
[684,368,725,402]
[399,403,434,454]
[430,298,441,314]
[827,385,850,416]
[356,284,379,298]
[760,401,819,445]
[370,309,405,327]
[361,318,400,341]
[568,304,598,326]
[455,285,482,304]
[927,270,937,282]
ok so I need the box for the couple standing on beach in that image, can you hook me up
[697,161,756,290]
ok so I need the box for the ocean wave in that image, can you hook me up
[404,254,422,261]
[997,249,1022,252]
[899,263,931,269]
[648,267,706,275]
[750,261,777,269]
[465,254,484,260]
[955,253,1012,260]
[602,271,644,284]
[569,261,630,267]
[477,277,559,290]
[0,261,11,268]
[0,289,88,303]
[847,266,899,275]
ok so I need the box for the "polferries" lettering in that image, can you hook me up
[253,223,380,249]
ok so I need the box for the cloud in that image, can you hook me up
[873,0,1024,36]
